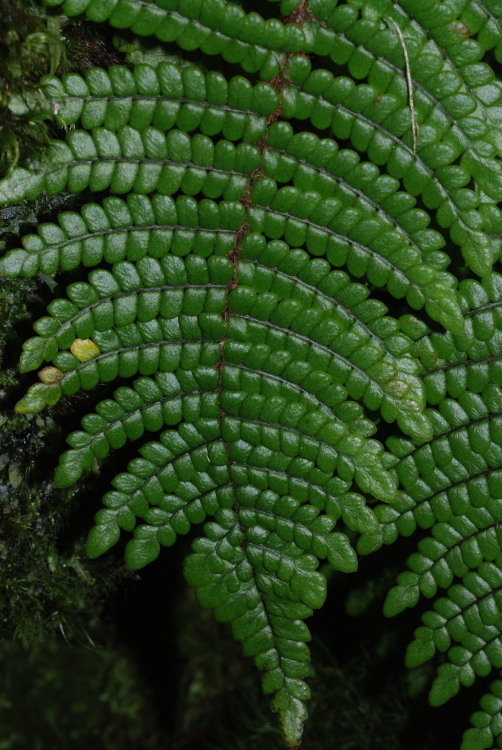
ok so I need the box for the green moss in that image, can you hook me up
[0,638,161,749]
[0,0,122,179]
[0,0,61,176]
[0,1,125,638]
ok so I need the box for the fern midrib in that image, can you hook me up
[232,415,345,458]
[269,148,427,254]
[205,477,295,716]
[426,355,502,374]
[231,364,341,421]
[243,505,322,536]
[30,224,234,252]
[73,282,224,302]
[38,155,246,176]
[236,462,338,495]
[393,465,502,521]
[465,300,502,316]
[106,0,282,56]
[420,463,500,502]
[475,0,502,28]
[86,389,207,440]
[427,581,502,635]
[210,55,303,707]
[252,204,423,293]
[122,443,223,499]
[41,284,226,343]
[71,93,262,118]
[317,13,501,147]
[245,259,395,352]
[141,483,229,525]
[410,306,500,346]
[65,338,219,378]
[215,522,292,706]
[215,117,254,667]
[456,629,502,663]
[250,541,307,567]
[294,86,422,158]
[233,312,407,407]
[395,410,502,467]
[409,519,501,582]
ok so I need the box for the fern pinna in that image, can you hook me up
[359,273,502,750]
[0,0,501,746]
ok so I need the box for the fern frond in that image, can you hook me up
[11,223,418,741]
[359,270,502,742]
[1,0,501,746]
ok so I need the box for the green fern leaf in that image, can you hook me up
[2,0,502,745]
[9,223,414,741]
[360,270,502,745]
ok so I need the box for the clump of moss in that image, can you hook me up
[0,637,162,749]
[60,18,122,72]
[0,0,140,649]
[0,0,123,178]
[0,253,131,647]
[0,0,61,85]
[0,403,132,646]
[0,0,64,176]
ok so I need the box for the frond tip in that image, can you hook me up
[12,236,412,746]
